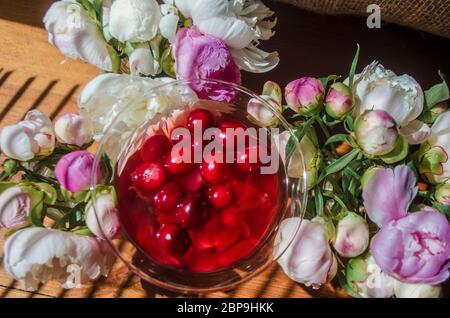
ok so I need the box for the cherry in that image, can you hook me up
[175,194,209,229]
[131,162,168,191]
[165,148,194,174]
[216,119,248,152]
[140,134,172,162]
[207,184,232,208]
[200,152,231,184]
[186,109,214,133]
[175,169,203,192]
[155,224,191,257]
[153,182,183,211]
[236,146,261,172]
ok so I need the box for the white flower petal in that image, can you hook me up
[0,125,34,161]
[43,0,112,71]
[129,44,157,76]
[3,227,115,291]
[400,120,431,145]
[231,45,279,73]
[394,281,442,298]
[109,0,161,42]
[159,13,179,43]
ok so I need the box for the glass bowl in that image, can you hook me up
[90,79,307,294]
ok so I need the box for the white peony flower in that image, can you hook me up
[1,110,55,161]
[352,62,424,128]
[54,113,93,147]
[129,44,159,76]
[3,227,115,291]
[86,193,121,240]
[159,3,180,43]
[355,256,395,298]
[44,0,113,71]
[394,281,442,298]
[274,218,337,289]
[168,0,279,73]
[77,73,197,160]
[0,186,30,229]
[109,0,162,42]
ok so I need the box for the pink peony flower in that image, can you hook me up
[173,27,241,102]
[363,165,450,285]
[0,186,30,229]
[55,150,102,193]
[285,77,324,115]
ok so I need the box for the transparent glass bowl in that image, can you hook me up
[90,79,307,294]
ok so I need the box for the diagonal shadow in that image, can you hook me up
[254,265,280,298]
[0,279,18,298]
[0,71,14,90]
[50,84,79,120]
[26,80,59,113]
[0,76,36,121]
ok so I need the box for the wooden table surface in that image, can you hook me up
[0,0,449,298]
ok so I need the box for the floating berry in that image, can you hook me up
[165,148,194,174]
[153,182,183,211]
[131,162,168,191]
[200,152,231,184]
[207,184,232,208]
[186,109,214,133]
[140,134,172,162]
[175,194,209,229]
[176,169,203,192]
[216,119,248,152]
[155,224,191,257]
[236,146,261,172]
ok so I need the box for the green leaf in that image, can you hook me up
[380,136,409,164]
[0,182,16,193]
[28,190,45,227]
[323,191,349,211]
[101,151,115,184]
[285,118,314,160]
[324,134,354,147]
[348,44,360,89]
[161,47,176,77]
[425,71,449,109]
[319,148,360,183]
[337,271,360,298]
[314,186,324,216]
[74,227,94,236]
[318,75,340,89]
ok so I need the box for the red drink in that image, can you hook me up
[116,108,284,272]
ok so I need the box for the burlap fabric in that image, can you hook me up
[278,0,450,38]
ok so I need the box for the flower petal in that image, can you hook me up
[231,45,279,73]
[400,120,431,145]
[159,13,179,43]
[362,165,416,227]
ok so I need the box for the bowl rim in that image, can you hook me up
[89,78,308,294]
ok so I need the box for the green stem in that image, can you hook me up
[315,115,331,139]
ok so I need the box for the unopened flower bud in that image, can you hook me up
[333,212,369,258]
[435,183,450,205]
[325,82,352,119]
[55,113,93,147]
[355,110,399,156]
[285,77,324,115]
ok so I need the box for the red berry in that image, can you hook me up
[236,146,261,172]
[153,182,183,211]
[155,224,191,257]
[131,163,168,191]
[165,148,194,174]
[186,109,214,133]
[175,194,209,229]
[216,119,248,152]
[176,169,203,192]
[207,184,232,208]
[200,152,231,184]
[140,134,172,162]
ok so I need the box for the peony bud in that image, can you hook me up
[55,151,102,193]
[109,0,162,42]
[54,113,93,147]
[435,183,450,205]
[354,110,399,156]
[129,44,159,76]
[416,111,450,184]
[394,281,441,298]
[285,77,324,115]
[0,110,55,161]
[0,186,30,229]
[275,218,337,289]
[247,95,279,127]
[349,256,395,298]
[333,212,369,258]
[325,82,353,119]
[86,192,121,240]
[275,130,321,189]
